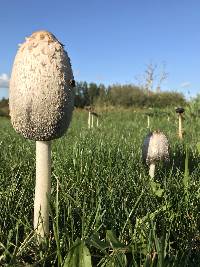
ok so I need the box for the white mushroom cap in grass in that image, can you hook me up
[142,131,169,178]
[9,30,75,141]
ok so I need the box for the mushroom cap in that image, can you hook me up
[144,108,154,116]
[85,106,93,112]
[142,131,169,165]
[145,112,153,116]
[9,30,75,141]
[91,111,98,117]
[175,107,185,114]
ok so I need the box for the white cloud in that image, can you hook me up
[180,81,191,88]
[0,73,9,88]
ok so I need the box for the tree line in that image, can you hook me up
[74,82,186,108]
[0,82,187,117]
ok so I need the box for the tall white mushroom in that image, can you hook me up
[91,111,99,127]
[86,106,99,128]
[145,111,153,129]
[88,109,92,128]
[145,108,153,129]
[9,30,75,238]
[86,106,92,129]
[142,131,169,178]
[175,107,185,139]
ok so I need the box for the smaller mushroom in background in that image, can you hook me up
[85,106,99,128]
[91,111,99,127]
[145,108,153,129]
[175,107,185,139]
[142,131,169,178]
[85,106,92,128]
[146,112,151,128]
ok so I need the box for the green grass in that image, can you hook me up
[0,109,200,266]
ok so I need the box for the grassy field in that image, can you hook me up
[0,109,200,266]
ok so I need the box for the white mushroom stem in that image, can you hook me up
[147,115,150,128]
[149,163,156,178]
[88,111,91,129]
[91,114,94,128]
[178,114,183,139]
[34,141,51,237]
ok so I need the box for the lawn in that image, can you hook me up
[0,109,200,266]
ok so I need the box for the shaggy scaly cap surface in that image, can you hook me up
[9,30,75,141]
[142,131,169,164]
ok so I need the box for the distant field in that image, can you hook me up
[0,109,200,266]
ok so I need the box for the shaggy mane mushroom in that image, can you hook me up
[9,30,75,238]
[175,107,185,139]
[142,130,169,178]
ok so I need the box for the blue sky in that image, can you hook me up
[0,0,199,99]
